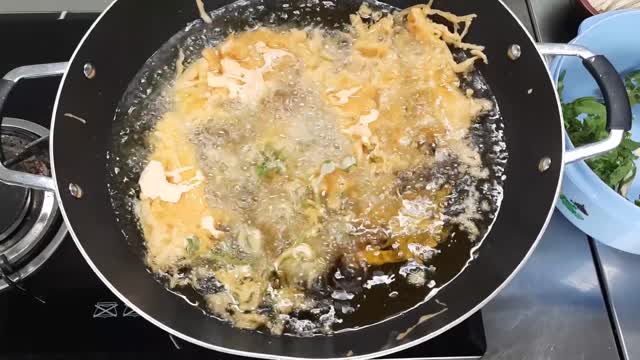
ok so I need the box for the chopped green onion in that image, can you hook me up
[186,235,200,255]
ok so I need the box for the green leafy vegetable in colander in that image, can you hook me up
[559,70,640,206]
[625,70,640,106]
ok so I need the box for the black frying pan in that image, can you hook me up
[0,0,631,358]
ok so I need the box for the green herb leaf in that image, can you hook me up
[625,70,640,106]
[558,70,566,102]
[186,235,200,255]
[564,97,608,147]
[202,251,246,266]
[608,160,634,189]
[619,166,637,196]
[320,160,337,176]
[620,136,640,152]
[256,162,269,177]
[339,156,357,172]
[256,145,286,178]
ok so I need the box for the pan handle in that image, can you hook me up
[537,43,631,164]
[0,63,68,192]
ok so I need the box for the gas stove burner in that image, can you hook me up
[0,182,29,241]
[0,117,66,293]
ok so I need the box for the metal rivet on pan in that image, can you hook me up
[507,44,521,60]
[538,157,552,173]
[68,183,84,198]
[83,63,96,79]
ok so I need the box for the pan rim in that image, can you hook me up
[49,0,565,358]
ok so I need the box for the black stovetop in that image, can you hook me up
[0,13,485,359]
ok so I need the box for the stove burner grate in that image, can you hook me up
[0,117,66,295]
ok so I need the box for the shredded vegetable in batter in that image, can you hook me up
[133,2,500,335]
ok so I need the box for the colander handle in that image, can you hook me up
[537,43,631,164]
[0,63,68,192]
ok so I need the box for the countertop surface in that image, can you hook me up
[483,214,618,360]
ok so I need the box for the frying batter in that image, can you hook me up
[135,3,494,335]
